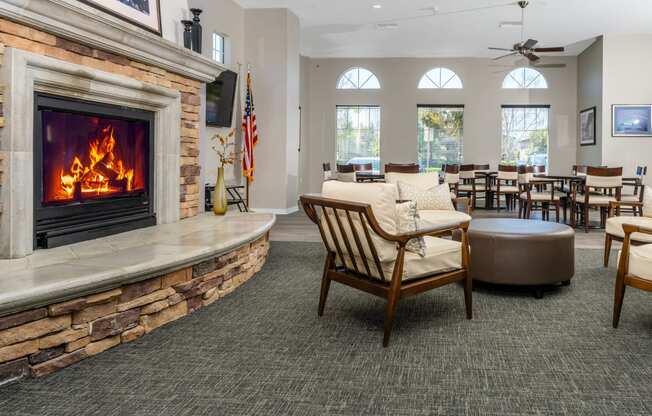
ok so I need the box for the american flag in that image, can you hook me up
[242,72,258,183]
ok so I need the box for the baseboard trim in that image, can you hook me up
[251,206,299,215]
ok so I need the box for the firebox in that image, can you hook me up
[34,94,156,248]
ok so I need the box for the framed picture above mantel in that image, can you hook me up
[612,104,652,137]
[80,0,162,36]
[579,107,596,146]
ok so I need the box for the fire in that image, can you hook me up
[58,124,135,200]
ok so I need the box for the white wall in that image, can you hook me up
[601,34,652,176]
[189,0,245,196]
[244,9,301,212]
[302,57,578,193]
[577,37,603,166]
[161,0,190,45]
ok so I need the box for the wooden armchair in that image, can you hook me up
[612,223,652,328]
[604,200,652,266]
[300,192,472,347]
[518,165,561,221]
[572,167,623,232]
[492,165,519,212]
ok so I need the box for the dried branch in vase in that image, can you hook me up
[210,129,240,168]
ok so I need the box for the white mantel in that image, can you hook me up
[0,0,224,82]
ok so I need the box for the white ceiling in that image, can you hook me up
[234,0,652,58]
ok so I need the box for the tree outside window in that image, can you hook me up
[417,106,464,172]
[501,106,549,167]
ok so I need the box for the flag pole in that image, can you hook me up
[244,63,254,209]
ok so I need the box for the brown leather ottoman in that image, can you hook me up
[467,219,575,298]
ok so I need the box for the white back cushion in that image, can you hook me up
[444,173,460,184]
[498,170,518,181]
[643,186,652,218]
[336,171,357,182]
[397,181,455,211]
[321,181,399,263]
[586,174,622,188]
[385,172,439,189]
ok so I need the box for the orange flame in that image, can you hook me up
[58,125,135,200]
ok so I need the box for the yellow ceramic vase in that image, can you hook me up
[213,167,228,215]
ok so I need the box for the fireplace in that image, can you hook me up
[34,94,156,249]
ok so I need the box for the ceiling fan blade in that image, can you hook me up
[533,63,567,68]
[488,47,515,51]
[493,52,518,61]
[533,47,565,53]
[522,39,538,49]
[525,53,540,62]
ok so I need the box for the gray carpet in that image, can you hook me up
[1,243,652,416]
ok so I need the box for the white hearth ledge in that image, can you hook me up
[0,47,181,258]
[0,212,275,316]
[0,0,224,82]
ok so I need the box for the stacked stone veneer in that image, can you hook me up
[0,18,202,218]
[0,235,269,385]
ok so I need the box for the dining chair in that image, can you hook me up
[518,165,561,221]
[572,167,623,232]
[336,164,357,182]
[458,164,480,209]
[621,166,647,216]
[492,165,519,212]
[323,163,334,181]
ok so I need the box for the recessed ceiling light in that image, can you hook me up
[372,4,382,9]
[499,21,523,28]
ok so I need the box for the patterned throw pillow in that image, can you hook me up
[396,201,426,257]
[397,181,455,211]
[643,186,652,218]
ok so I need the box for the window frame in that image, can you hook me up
[335,105,382,170]
[418,68,464,89]
[502,67,548,89]
[416,104,465,172]
[500,104,551,168]
[212,32,226,64]
[336,67,382,90]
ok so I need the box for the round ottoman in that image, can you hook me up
[467,219,575,298]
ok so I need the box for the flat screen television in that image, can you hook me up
[206,70,238,127]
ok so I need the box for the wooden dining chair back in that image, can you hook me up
[336,164,355,173]
[299,192,472,347]
[335,164,357,182]
[384,163,420,173]
[351,163,373,172]
[474,164,490,171]
[518,166,560,221]
[323,163,333,181]
[457,164,480,209]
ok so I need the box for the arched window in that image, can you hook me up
[418,67,463,89]
[336,67,381,90]
[502,67,548,89]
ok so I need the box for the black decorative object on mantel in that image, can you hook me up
[181,20,194,50]
[190,8,203,54]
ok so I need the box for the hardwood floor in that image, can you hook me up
[269,207,612,249]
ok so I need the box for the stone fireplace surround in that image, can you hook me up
[0,2,277,386]
[1,47,182,258]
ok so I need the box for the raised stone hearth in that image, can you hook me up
[0,213,274,385]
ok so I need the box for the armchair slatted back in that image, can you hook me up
[385,163,420,173]
[300,195,392,281]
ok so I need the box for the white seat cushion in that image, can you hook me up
[621,194,641,203]
[419,210,472,226]
[619,244,652,281]
[575,194,617,205]
[520,192,561,201]
[606,216,652,243]
[342,236,462,281]
[491,185,519,193]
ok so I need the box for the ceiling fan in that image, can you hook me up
[489,1,565,64]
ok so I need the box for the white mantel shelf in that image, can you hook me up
[0,0,225,82]
[0,212,276,317]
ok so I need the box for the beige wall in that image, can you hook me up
[161,0,190,45]
[302,57,578,193]
[244,9,301,212]
[577,37,603,166]
[601,34,652,176]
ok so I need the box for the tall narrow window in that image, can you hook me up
[336,106,381,170]
[417,106,464,172]
[501,105,549,167]
[212,33,225,64]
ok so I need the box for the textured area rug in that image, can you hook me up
[1,243,651,416]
